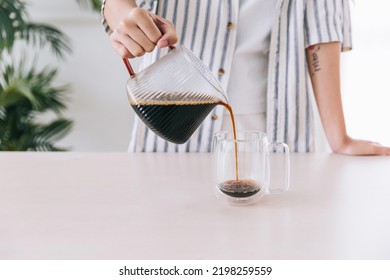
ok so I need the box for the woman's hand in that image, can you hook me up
[333,136,390,156]
[104,1,178,58]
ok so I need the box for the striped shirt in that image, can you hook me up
[102,0,352,153]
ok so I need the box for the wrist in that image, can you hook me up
[329,134,351,154]
[101,0,138,34]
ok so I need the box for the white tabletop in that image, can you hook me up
[0,152,389,260]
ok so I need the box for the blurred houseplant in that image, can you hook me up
[76,0,102,12]
[0,0,74,151]
[0,0,102,151]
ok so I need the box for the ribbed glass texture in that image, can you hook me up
[127,45,228,144]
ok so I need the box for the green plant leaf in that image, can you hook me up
[0,0,70,58]
[0,9,14,51]
[23,23,72,59]
[76,0,102,12]
[35,119,73,143]
[0,0,83,151]
[0,59,73,151]
[0,0,27,51]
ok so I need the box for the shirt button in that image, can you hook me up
[218,68,225,76]
[211,114,218,121]
[227,22,234,30]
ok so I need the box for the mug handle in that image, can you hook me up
[267,143,290,193]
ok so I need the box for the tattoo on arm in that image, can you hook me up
[309,45,321,75]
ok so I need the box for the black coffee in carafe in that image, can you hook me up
[126,46,232,145]
[131,96,219,144]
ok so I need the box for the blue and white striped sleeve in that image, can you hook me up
[136,0,159,13]
[304,0,352,51]
[101,0,112,35]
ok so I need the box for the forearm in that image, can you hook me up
[104,0,137,31]
[306,42,348,152]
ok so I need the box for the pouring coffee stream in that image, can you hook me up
[123,45,239,181]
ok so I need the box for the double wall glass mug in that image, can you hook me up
[213,131,290,205]
[125,45,228,144]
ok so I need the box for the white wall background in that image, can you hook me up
[341,1,390,147]
[25,0,390,151]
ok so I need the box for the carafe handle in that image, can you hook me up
[122,46,176,77]
[267,142,290,193]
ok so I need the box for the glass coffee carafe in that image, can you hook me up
[125,45,228,144]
